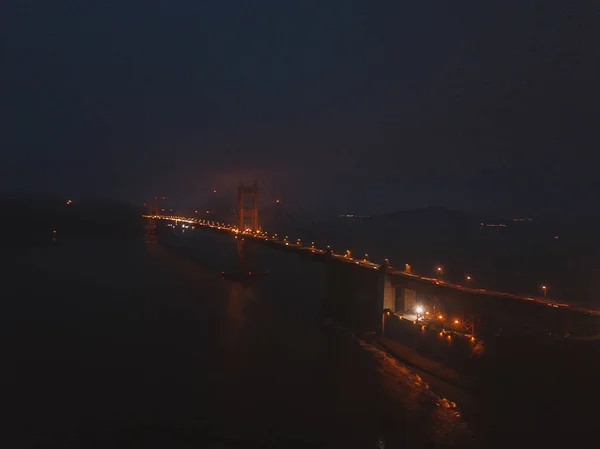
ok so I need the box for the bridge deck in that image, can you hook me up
[145,214,600,317]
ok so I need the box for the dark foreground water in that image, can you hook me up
[2,232,473,448]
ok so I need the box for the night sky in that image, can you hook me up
[1,1,597,217]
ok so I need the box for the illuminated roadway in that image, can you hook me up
[145,214,600,316]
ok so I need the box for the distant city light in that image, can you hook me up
[66,199,73,205]
[276,199,280,203]
[340,213,371,219]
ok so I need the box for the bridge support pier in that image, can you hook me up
[324,257,384,331]
[382,266,395,312]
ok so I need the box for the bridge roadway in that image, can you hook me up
[145,214,599,317]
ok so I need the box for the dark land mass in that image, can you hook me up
[0,196,143,246]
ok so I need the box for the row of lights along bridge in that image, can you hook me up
[153,211,551,299]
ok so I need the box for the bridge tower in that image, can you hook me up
[148,196,160,215]
[238,182,259,231]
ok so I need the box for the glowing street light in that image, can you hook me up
[436,266,443,277]
[541,285,548,297]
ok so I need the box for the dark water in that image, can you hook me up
[2,231,472,448]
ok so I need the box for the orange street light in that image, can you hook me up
[541,285,548,297]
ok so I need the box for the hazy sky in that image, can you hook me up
[1,1,597,217]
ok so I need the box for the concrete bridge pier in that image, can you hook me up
[324,256,384,331]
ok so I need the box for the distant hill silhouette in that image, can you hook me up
[259,204,318,237]
[373,206,500,225]
[0,196,143,246]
